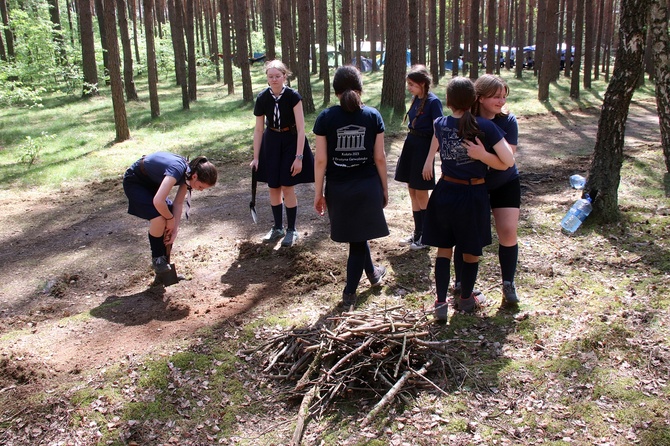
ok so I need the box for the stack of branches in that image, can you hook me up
[241,304,468,444]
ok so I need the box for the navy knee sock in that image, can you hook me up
[435,257,451,303]
[499,244,518,283]
[285,206,297,231]
[345,242,367,294]
[271,204,283,229]
[412,210,423,238]
[459,261,479,300]
[148,233,166,258]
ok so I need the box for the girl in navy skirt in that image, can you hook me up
[394,65,443,250]
[421,77,514,320]
[251,60,315,247]
[123,152,218,277]
[454,74,522,307]
[313,66,389,308]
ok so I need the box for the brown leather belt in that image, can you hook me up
[408,128,432,138]
[269,126,291,132]
[442,175,485,185]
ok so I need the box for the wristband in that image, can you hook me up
[165,215,174,220]
[295,154,304,160]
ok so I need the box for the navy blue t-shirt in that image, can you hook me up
[433,115,505,180]
[313,105,385,181]
[407,92,443,135]
[253,87,302,128]
[487,113,520,190]
[137,152,189,186]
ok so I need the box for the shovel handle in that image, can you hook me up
[165,244,173,263]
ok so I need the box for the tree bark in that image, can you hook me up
[219,0,233,94]
[583,0,594,88]
[78,0,99,97]
[47,0,67,63]
[296,0,314,113]
[538,0,559,100]
[380,0,408,114]
[184,0,197,102]
[117,0,138,100]
[515,0,526,79]
[451,0,461,76]
[486,0,496,74]
[261,0,276,60]
[570,0,584,98]
[428,0,438,80]
[315,0,330,103]
[0,0,15,59]
[168,0,189,109]
[564,0,574,77]
[143,0,160,117]
[408,0,418,65]
[341,0,352,65]
[231,0,253,102]
[94,0,110,83]
[650,0,670,172]
[438,0,446,78]
[587,0,652,222]
[468,0,479,79]
[103,0,130,142]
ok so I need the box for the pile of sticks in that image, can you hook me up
[241,304,464,443]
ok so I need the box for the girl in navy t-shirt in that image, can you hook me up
[421,77,514,319]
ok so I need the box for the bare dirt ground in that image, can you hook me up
[0,99,664,444]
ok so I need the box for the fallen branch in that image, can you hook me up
[290,384,320,446]
[361,361,432,427]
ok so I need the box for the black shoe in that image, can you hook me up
[367,265,387,287]
[502,281,519,306]
[151,256,171,274]
[341,290,357,308]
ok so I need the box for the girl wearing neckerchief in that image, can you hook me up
[251,60,315,247]
[123,152,217,280]
[394,65,443,250]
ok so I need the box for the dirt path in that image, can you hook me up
[0,99,661,400]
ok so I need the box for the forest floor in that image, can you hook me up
[0,99,668,445]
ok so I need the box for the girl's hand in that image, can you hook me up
[314,196,326,216]
[290,158,303,176]
[164,223,178,245]
[464,137,486,161]
[422,162,434,181]
[250,159,258,170]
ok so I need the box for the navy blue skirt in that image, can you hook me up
[256,130,315,188]
[422,178,492,255]
[326,175,389,243]
[123,168,173,220]
[394,133,435,190]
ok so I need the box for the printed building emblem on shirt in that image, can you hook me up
[336,125,366,151]
[440,127,473,166]
[333,125,368,167]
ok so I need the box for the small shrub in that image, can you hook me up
[17,132,53,166]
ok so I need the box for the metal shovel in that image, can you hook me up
[156,244,180,286]
[250,167,258,224]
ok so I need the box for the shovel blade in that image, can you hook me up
[157,263,180,286]
[250,205,258,224]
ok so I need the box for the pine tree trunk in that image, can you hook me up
[587,0,652,222]
[143,0,160,117]
[78,0,99,97]
[103,0,130,142]
[650,0,670,172]
[296,0,314,113]
[380,0,408,114]
[116,0,138,100]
